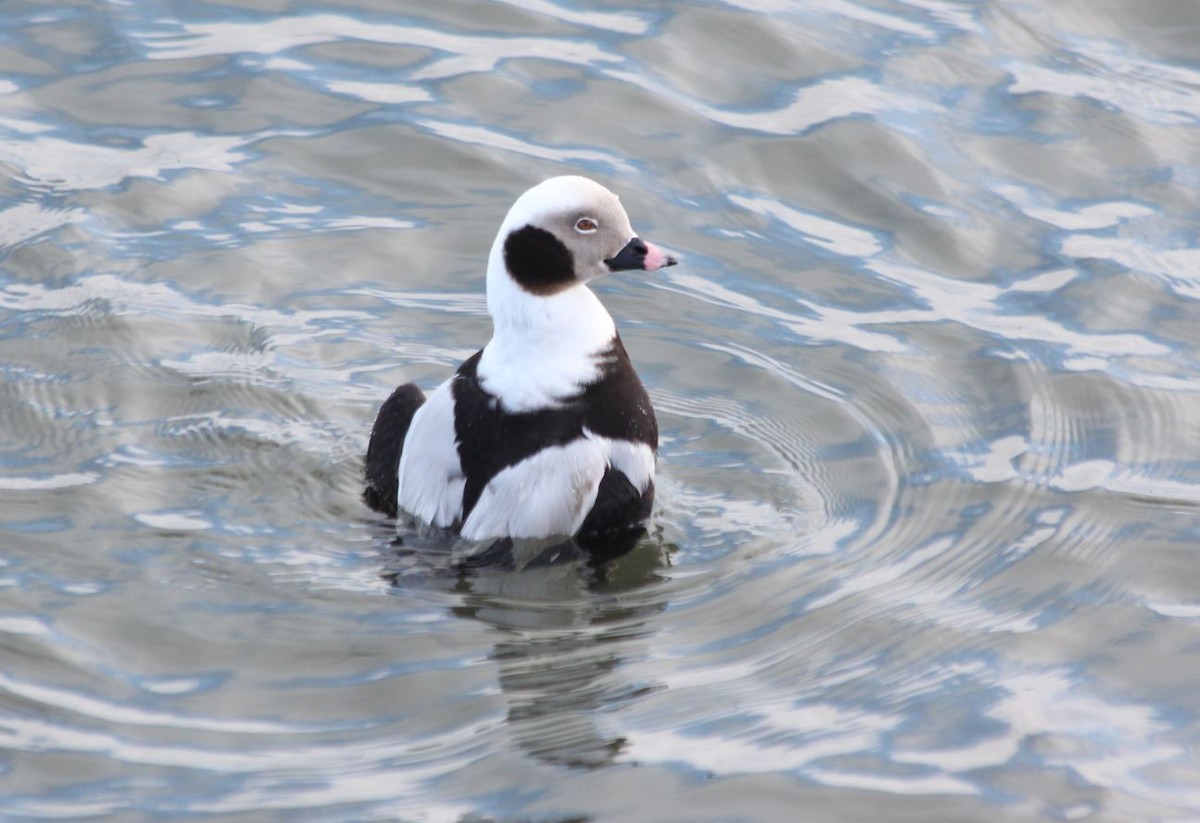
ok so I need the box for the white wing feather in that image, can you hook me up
[396,380,465,529]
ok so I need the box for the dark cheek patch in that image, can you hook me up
[503,224,577,295]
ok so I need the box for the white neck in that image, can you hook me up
[477,238,616,412]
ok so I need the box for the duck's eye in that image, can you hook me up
[574,217,598,234]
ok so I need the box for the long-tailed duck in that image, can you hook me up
[364,176,675,541]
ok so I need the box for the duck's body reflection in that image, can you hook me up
[382,527,671,768]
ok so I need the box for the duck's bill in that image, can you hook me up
[605,237,678,272]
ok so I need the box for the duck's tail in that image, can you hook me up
[363,383,426,517]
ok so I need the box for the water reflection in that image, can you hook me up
[386,530,669,769]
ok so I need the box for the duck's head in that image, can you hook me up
[493,176,676,297]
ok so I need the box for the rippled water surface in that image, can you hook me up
[3,0,1200,820]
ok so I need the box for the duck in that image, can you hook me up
[364,175,676,542]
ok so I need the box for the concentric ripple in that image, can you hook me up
[2,0,1200,820]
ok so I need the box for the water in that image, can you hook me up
[2,0,1199,819]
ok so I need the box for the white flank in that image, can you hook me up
[396,380,465,528]
[461,437,607,541]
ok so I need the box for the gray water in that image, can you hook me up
[2,1,1200,820]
